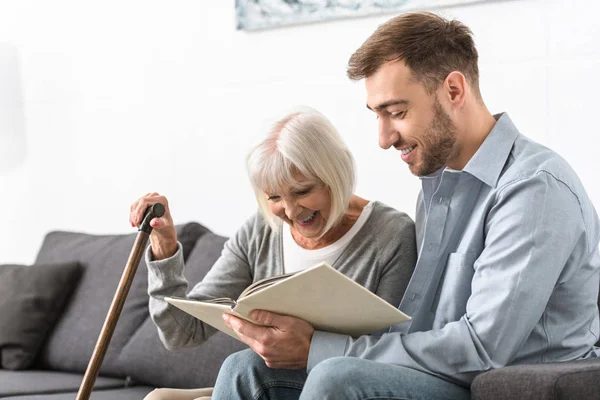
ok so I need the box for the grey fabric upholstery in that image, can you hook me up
[32,224,206,376]
[117,232,248,388]
[3,387,155,400]
[0,223,247,398]
[0,370,126,397]
[471,358,600,400]
[3,387,154,400]
[0,262,81,370]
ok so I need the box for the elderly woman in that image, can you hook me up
[131,107,417,400]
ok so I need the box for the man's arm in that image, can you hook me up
[309,171,588,383]
[226,172,588,382]
[223,310,314,369]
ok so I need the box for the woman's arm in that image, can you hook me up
[147,216,258,350]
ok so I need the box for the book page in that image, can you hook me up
[165,297,241,339]
[165,262,410,341]
[238,271,297,299]
[233,262,410,337]
[166,295,236,307]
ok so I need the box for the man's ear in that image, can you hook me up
[442,71,467,109]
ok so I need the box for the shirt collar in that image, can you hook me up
[462,112,519,188]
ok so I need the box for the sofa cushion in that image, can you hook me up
[471,358,600,400]
[2,387,155,400]
[117,232,248,388]
[33,223,207,375]
[0,370,127,397]
[0,262,81,370]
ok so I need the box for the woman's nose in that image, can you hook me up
[283,199,301,220]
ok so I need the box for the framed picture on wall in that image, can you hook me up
[236,0,500,31]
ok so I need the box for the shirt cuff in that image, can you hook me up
[307,331,349,372]
[145,241,184,281]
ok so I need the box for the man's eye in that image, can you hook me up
[391,111,405,119]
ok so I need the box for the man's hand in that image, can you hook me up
[223,310,314,369]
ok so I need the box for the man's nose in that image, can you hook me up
[378,117,399,149]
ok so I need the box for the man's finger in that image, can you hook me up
[223,314,277,359]
[250,310,291,328]
[224,314,270,344]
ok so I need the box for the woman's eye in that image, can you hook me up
[267,196,280,201]
[296,189,311,196]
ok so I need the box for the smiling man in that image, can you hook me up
[213,12,600,400]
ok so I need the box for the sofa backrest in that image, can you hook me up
[116,230,248,388]
[33,223,207,375]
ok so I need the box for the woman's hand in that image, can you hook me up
[129,192,178,260]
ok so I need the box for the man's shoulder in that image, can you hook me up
[497,134,582,193]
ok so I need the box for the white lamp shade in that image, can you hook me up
[0,43,26,173]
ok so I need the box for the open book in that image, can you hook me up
[165,262,410,341]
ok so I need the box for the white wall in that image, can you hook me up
[0,0,598,264]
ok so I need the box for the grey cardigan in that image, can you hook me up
[146,201,417,350]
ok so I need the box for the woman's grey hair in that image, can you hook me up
[246,106,355,236]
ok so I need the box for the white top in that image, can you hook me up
[282,201,374,273]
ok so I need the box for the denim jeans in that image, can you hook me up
[212,349,471,400]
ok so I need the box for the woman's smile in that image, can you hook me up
[296,211,318,226]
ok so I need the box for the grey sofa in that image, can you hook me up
[2,222,599,399]
[0,222,247,399]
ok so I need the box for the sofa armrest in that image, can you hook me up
[471,359,600,400]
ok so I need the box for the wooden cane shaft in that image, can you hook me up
[76,232,150,400]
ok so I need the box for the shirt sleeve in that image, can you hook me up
[308,172,587,384]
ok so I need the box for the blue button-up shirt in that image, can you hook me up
[308,113,600,386]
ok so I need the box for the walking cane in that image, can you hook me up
[75,203,165,400]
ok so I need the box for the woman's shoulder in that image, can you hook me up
[369,201,415,229]
[231,210,277,243]
[350,201,415,248]
[347,201,416,260]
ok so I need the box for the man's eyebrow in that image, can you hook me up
[366,99,409,112]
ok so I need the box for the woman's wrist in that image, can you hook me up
[150,238,178,261]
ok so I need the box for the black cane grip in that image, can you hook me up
[139,203,166,234]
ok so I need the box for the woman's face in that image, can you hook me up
[265,174,332,239]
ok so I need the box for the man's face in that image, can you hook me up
[365,60,459,176]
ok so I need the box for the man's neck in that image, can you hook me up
[447,104,497,170]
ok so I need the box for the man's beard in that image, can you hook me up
[410,98,458,176]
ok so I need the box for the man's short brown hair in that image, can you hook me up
[348,12,480,96]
